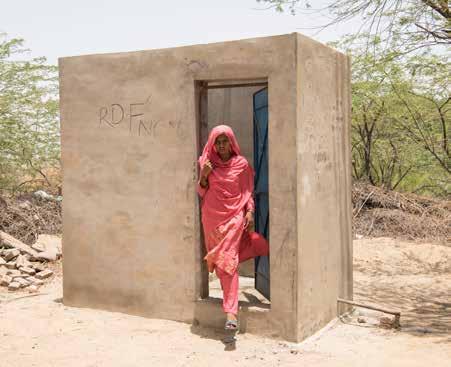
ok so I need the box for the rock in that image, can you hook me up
[35,269,53,280]
[6,261,17,269]
[1,275,13,286]
[379,316,396,329]
[36,250,57,262]
[31,243,45,252]
[27,285,38,293]
[0,266,7,277]
[357,317,367,323]
[19,267,36,275]
[0,257,6,266]
[18,200,32,210]
[8,282,20,291]
[16,254,30,268]
[32,278,44,286]
[16,278,31,287]
[0,231,39,258]
[12,274,25,280]
[3,249,20,261]
[26,277,44,286]
[6,269,21,277]
[34,235,62,258]
[33,190,54,200]
[31,263,46,272]
[33,190,62,202]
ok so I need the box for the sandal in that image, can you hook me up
[224,319,238,330]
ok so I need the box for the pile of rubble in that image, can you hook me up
[0,231,61,293]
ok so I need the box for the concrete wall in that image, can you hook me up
[60,34,299,340]
[295,34,353,340]
[59,33,352,342]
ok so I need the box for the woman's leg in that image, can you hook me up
[239,231,269,263]
[215,266,239,315]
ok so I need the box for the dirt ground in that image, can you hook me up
[1,237,450,367]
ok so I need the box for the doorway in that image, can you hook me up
[196,79,270,306]
[253,87,270,300]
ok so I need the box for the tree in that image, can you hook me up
[257,1,450,54]
[335,36,450,196]
[0,34,60,193]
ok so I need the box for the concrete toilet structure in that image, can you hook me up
[59,33,353,342]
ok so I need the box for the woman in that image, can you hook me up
[197,125,269,330]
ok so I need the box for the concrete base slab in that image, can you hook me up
[194,297,273,337]
[209,276,270,305]
[194,276,272,336]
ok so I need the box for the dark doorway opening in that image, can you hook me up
[196,79,270,307]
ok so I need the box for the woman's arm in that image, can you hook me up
[245,195,255,213]
[197,160,213,198]
[197,177,208,197]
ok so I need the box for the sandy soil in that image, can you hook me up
[1,237,450,367]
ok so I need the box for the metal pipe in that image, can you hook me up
[337,298,400,316]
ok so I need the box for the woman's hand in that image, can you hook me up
[201,160,213,179]
[244,211,255,232]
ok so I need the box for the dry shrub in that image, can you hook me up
[0,194,61,245]
[0,181,449,246]
[353,182,450,244]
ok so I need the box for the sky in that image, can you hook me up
[0,0,359,65]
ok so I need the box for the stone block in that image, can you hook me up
[1,275,13,286]
[19,267,36,275]
[31,262,46,272]
[36,250,57,262]
[6,269,21,277]
[0,266,7,277]
[28,285,38,293]
[16,278,31,288]
[16,254,31,268]
[8,281,20,291]
[3,249,20,261]
[31,243,45,252]
[30,277,44,286]
[6,261,17,269]
[35,269,53,279]
[34,234,62,257]
[0,231,39,257]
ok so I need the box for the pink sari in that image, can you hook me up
[197,125,255,275]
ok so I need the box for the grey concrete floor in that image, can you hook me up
[209,275,270,305]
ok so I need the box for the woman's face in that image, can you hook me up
[215,134,231,156]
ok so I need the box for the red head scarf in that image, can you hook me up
[198,125,248,173]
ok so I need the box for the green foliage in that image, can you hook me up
[0,34,60,193]
[259,1,450,197]
[257,1,450,54]
[333,36,450,197]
